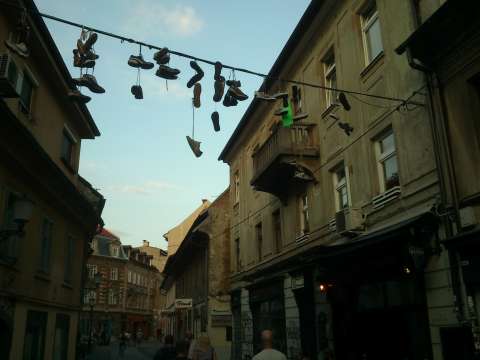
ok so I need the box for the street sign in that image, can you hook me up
[175,298,193,309]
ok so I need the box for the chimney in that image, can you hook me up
[143,240,150,247]
[202,199,208,204]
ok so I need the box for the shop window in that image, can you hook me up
[53,314,70,360]
[23,310,47,360]
[375,129,400,192]
[323,50,337,108]
[255,222,263,261]
[361,1,384,64]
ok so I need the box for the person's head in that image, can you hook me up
[261,330,274,349]
[196,334,211,352]
[176,340,190,356]
[185,331,193,341]
[164,334,174,345]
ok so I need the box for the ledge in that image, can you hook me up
[61,157,77,174]
[321,103,339,120]
[62,282,73,290]
[360,51,385,80]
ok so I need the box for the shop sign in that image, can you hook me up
[211,313,232,327]
[175,298,192,309]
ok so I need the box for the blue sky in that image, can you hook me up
[36,0,310,249]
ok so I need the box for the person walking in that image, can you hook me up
[192,334,217,360]
[252,330,287,360]
[154,334,176,360]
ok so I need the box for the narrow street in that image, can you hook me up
[86,341,161,360]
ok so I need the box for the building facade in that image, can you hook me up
[0,1,103,359]
[219,1,463,359]
[162,190,232,360]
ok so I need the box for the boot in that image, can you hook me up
[153,48,169,64]
[131,85,144,99]
[83,32,98,54]
[128,55,154,70]
[187,61,204,88]
[73,50,95,68]
[226,80,241,87]
[229,85,248,101]
[193,83,201,108]
[337,92,351,111]
[68,89,91,103]
[214,61,222,81]
[155,65,180,80]
[213,76,225,102]
[186,136,203,157]
[211,111,220,132]
[72,74,105,94]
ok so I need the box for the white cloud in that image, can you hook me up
[124,2,204,38]
[106,180,183,196]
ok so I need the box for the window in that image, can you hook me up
[272,210,282,253]
[61,129,75,168]
[111,245,119,257]
[83,290,96,304]
[111,267,118,281]
[323,51,337,108]
[1,191,20,261]
[376,130,399,192]
[53,314,70,360]
[255,223,263,261]
[128,271,132,283]
[361,2,383,64]
[234,171,240,205]
[299,193,310,236]
[334,166,349,210]
[292,85,302,114]
[64,235,74,284]
[235,238,240,271]
[108,289,117,305]
[87,264,97,279]
[19,72,34,114]
[39,219,53,273]
[23,311,47,360]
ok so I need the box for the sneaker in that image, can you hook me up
[5,39,29,58]
[153,48,169,63]
[338,121,354,136]
[226,80,241,87]
[293,112,309,122]
[131,85,143,99]
[128,55,154,70]
[214,61,222,81]
[155,53,170,65]
[73,74,105,94]
[211,111,220,132]
[337,92,351,111]
[68,89,91,103]
[229,86,248,101]
[186,61,204,88]
[155,65,180,80]
[84,50,99,60]
[73,51,95,68]
[213,76,225,102]
[186,136,203,157]
[255,91,276,101]
[223,92,233,107]
[193,83,201,108]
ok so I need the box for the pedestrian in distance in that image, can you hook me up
[192,334,217,360]
[252,330,287,360]
[154,334,176,360]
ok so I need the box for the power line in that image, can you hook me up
[1,0,417,105]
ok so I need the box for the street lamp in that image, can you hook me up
[87,271,102,352]
[0,196,34,241]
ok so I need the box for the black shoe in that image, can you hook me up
[156,65,180,80]
[337,92,351,111]
[214,61,222,81]
[73,51,96,68]
[73,74,105,94]
[211,111,220,132]
[226,80,241,87]
[128,55,154,70]
[187,61,204,88]
[131,85,143,99]
[223,92,233,107]
[338,121,354,136]
[193,83,201,108]
[68,89,91,103]
[153,48,169,63]
[229,86,248,101]
[293,112,308,122]
[186,136,203,157]
[213,76,225,102]
[254,91,276,101]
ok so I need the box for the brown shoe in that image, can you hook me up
[193,83,201,108]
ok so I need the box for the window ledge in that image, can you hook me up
[295,233,310,243]
[35,271,51,282]
[62,282,73,289]
[360,51,385,80]
[61,157,76,174]
[321,103,339,120]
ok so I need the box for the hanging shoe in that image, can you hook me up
[254,91,277,101]
[338,122,354,136]
[68,89,91,103]
[5,39,29,58]
[337,92,351,111]
[186,136,203,157]
[273,92,289,99]
[128,55,154,70]
[213,76,225,102]
[226,80,241,88]
[153,48,169,64]
[73,50,95,68]
[275,107,288,116]
[131,85,144,99]
[193,83,201,108]
[214,61,222,81]
[84,49,99,61]
[83,32,98,54]
[229,85,248,101]
[72,74,105,94]
[186,61,204,88]
[293,112,309,122]
[211,111,220,132]
[155,65,180,80]
[223,92,233,107]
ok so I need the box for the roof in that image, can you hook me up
[218,0,324,162]
[22,0,100,137]
[98,227,119,240]
[93,234,128,259]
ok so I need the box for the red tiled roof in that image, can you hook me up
[97,227,119,240]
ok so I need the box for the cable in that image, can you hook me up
[0,0,415,105]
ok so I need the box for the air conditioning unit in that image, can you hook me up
[335,208,364,235]
[0,53,19,98]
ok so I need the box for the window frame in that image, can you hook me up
[87,264,97,279]
[61,127,76,169]
[110,267,118,281]
[323,51,337,108]
[234,171,240,205]
[361,2,383,65]
[18,70,35,114]
[39,218,54,274]
[298,193,310,236]
[375,130,400,193]
[64,235,74,284]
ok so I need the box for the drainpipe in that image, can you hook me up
[405,2,465,322]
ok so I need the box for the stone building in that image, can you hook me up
[218,1,462,359]
[0,0,103,359]
[161,190,231,360]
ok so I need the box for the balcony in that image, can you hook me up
[251,123,319,202]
